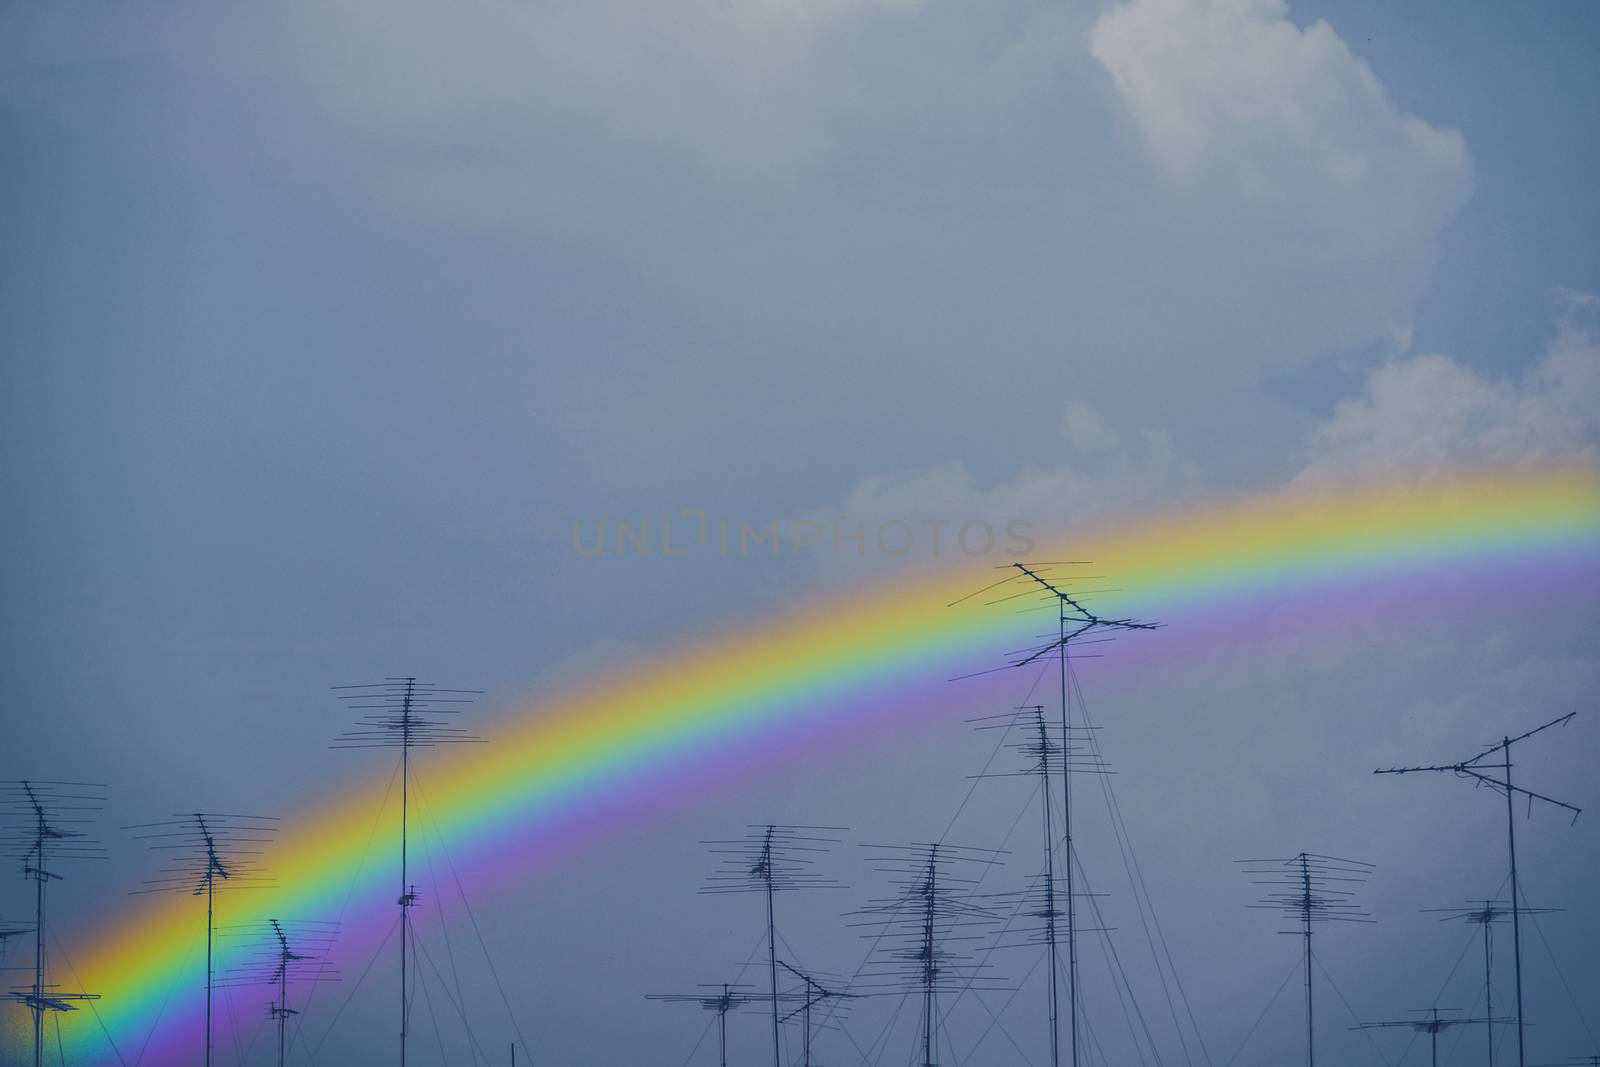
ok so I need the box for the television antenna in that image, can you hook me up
[777,960,855,1067]
[1376,712,1581,1067]
[218,918,340,1067]
[1356,1007,1510,1067]
[1237,851,1374,1067]
[952,560,1156,1066]
[331,676,484,1067]
[126,811,278,1067]
[646,982,773,1067]
[849,842,1010,1066]
[0,780,106,1067]
[1421,899,1562,1067]
[701,824,846,1067]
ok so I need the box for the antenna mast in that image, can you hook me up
[647,983,778,1067]
[1357,1007,1510,1067]
[777,960,855,1067]
[1238,851,1374,1067]
[701,824,846,1067]
[218,918,339,1067]
[850,842,1010,1065]
[1376,712,1582,1067]
[1,780,106,1067]
[127,811,278,1067]
[1422,900,1562,1067]
[331,677,484,1067]
[954,560,1156,1066]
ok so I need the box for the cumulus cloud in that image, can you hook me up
[1090,0,1470,216]
[1292,296,1600,487]
[1089,0,1472,355]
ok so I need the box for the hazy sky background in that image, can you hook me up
[3,1,1598,1064]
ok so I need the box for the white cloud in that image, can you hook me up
[1292,296,1600,487]
[1090,0,1469,204]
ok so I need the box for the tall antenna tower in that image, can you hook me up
[777,960,855,1067]
[1237,851,1374,1067]
[1356,1007,1510,1067]
[0,780,106,1067]
[969,705,1108,1067]
[849,842,1009,1066]
[126,811,278,1067]
[953,560,1156,1066]
[646,983,773,1067]
[330,677,483,1067]
[218,918,340,1067]
[701,824,845,1067]
[1376,712,1582,1067]
[1421,900,1562,1067]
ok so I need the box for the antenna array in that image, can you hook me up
[1356,1006,1511,1067]
[953,560,1157,1066]
[702,824,846,1067]
[849,842,1010,1066]
[1237,851,1374,1067]
[126,811,278,1067]
[0,780,106,1067]
[1377,712,1582,1067]
[219,918,341,1067]
[331,676,484,1067]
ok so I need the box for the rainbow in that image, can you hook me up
[7,468,1600,1064]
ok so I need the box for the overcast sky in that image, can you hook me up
[3,1,1598,1065]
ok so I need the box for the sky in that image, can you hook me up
[2,1,1598,1065]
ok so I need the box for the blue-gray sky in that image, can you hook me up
[3,1,1598,1064]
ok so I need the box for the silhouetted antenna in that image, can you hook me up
[1,781,106,1067]
[777,960,856,1067]
[701,824,846,1067]
[1237,852,1374,1067]
[953,561,1156,1067]
[849,842,1011,1066]
[331,677,483,1067]
[126,812,278,1067]
[968,705,1109,1067]
[1377,712,1582,1067]
[1421,900,1562,1067]
[646,982,774,1067]
[218,919,340,1067]
[1356,1007,1511,1067]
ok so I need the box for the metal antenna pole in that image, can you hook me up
[1300,854,1314,1067]
[1039,709,1061,1067]
[1376,712,1581,1067]
[850,842,1010,1065]
[647,982,776,1066]
[206,845,215,1067]
[721,985,730,1067]
[700,825,846,1065]
[764,829,780,1067]
[1505,739,1526,1067]
[1057,601,1077,1067]
[401,677,413,1067]
[970,705,1077,1067]
[127,811,278,1062]
[1239,852,1374,1067]
[32,807,46,1067]
[3,781,107,1067]
[1357,1006,1507,1067]
[1422,900,1561,1067]
[777,958,856,1066]
[330,677,484,1067]
[956,560,1154,1067]
[216,917,335,1067]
